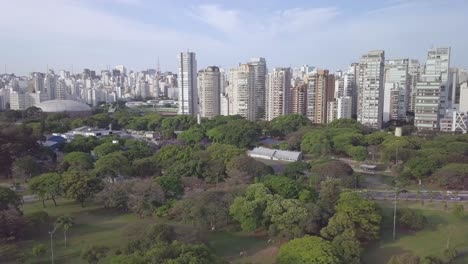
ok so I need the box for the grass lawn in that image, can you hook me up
[4,198,154,264]
[363,200,468,263]
[2,198,271,264]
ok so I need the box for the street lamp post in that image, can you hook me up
[49,225,58,264]
[393,184,399,241]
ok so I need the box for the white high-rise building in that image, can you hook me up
[248,58,267,119]
[408,59,421,113]
[384,59,409,122]
[337,96,352,119]
[358,50,385,129]
[178,52,198,116]
[344,63,358,117]
[115,65,127,76]
[198,66,221,119]
[229,64,255,120]
[415,47,451,131]
[266,68,291,121]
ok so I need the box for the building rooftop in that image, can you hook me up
[36,100,91,113]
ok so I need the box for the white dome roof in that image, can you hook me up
[36,100,92,113]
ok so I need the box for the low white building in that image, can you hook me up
[248,147,302,162]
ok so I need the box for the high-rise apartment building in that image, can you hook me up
[344,63,359,117]
[358,50,385,129]
[178,52,198,116]
[415,47,451,131]
[198,66,221,119]
[306,70,335,124]
[408,59,421,113]
[248,58,267,120]
[266,68,291,121]
[384,59,409,122]
[229,64,255,120]
[290,84,307,115]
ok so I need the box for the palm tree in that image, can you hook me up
[55,215,74,248]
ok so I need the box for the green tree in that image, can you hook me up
[301,129,332,157]
[123,139,153,161]
[63,170,103,207]
[398,208,427,231]
[94,152,130,182]
[64,135,99,153]
[277,235,340,264]
[331,229,362,264]
[28,173,63,207]
[207,119,260,148]
[229,184,272,232]
[262,175,300,199]
[282,161,310,180]
[93,142,121,158]
[321,192,382,243]
[0,186,22,211]
[206,143,244,164]
[32,244,47,257]
[81,245,109,264]
[226,155,273,184]
[155,176,183,199]
[318,178,342,216]
[269,114,310,137]
[264,197,308,238]
[11,155,40,183]
[387,253,420,264]
[178,127,205,146]
[62,152,94,171]
[132,156,160,177]
[55,215,74,248]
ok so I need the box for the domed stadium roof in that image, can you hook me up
[36,100,92,113]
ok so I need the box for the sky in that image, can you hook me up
[1,0,467,75]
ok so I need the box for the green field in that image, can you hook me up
[364,201,468,263]
[2,199,270,264]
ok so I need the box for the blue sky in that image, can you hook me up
[1,0,467,75]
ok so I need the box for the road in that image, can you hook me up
[363,190,468,202]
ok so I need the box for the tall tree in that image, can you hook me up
[277,235,340,264]
[28,173,63,207]
[55,215,74,248]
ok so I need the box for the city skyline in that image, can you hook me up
[1,0,468,75]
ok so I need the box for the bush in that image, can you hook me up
[398,208,426,231]
[32,244,47,257]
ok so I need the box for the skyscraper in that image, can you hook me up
[358,50,385,129]
[344,63,359,118]
[229,64,255,120]
[266,68,291,121]
[248,58,267,120]
[290,84,307,115]
[306,69,335,124]
[198,66,221,119]
[415,47,451,131]
[178,52,198,116]
[384,59,409,122]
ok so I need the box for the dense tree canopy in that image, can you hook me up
[269,114,310,137]
[277,236,339,264]
[207,119,260,148]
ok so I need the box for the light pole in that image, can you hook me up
[49,225,58,264]
[393,183,399,241]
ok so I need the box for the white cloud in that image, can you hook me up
[190,5,243,34]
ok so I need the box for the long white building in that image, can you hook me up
[358,50,385,129]
[266,67,291,121]
[384,59,409,122]
[178,52,198,116]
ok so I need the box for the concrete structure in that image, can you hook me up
[198,66,221,119]
[178,52,198,116]
[248,147,302,162]
[408,59,421,112]
[266,68,291,121]
[337,96,352,119]
[344,63,359,117]
[229,64,255,120]
[9,90,48,110]
[414,75,442,130]
[358,50,385,129]
[306,69,335,124]
[384,59,409,122]
[248,58,267,120]
[290,84,307,115]
[327,100,337,123]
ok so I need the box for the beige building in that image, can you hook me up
[198,66,221,119]
[290,84,307,115]
[266,68,291,121]
[306,69,335,124]
[229,64,256,120]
